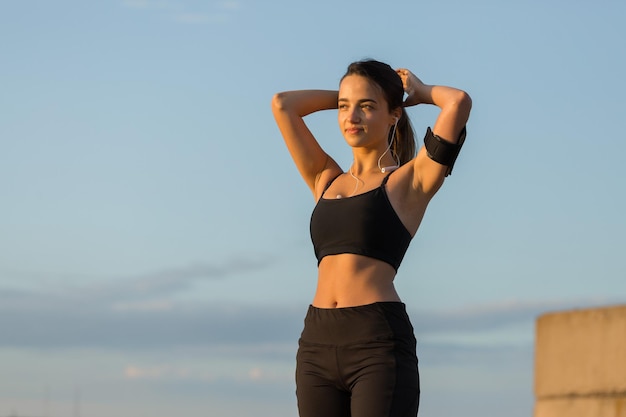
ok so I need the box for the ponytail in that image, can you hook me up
[390,108,416,165]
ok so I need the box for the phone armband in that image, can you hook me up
[423,126,466,176]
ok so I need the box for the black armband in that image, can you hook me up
[423,126,466,176]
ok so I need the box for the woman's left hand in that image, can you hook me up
[396,68,427,107]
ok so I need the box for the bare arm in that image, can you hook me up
[397,69,472,197]
[271,90,342,195]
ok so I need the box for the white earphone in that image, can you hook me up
[378,116,400,173]
[380,165,398,173]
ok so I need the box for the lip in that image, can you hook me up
[345,126,364,134]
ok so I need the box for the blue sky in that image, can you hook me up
[1,0,625,416]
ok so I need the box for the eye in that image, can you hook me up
[338,103,349,110]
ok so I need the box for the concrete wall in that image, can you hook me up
[534,304,626,417]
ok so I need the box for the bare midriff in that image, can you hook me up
[312,254,401,308]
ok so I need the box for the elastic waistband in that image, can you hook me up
[300,302,413,346]
[307,301,406,314]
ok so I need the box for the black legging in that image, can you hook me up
[296,302,420,417]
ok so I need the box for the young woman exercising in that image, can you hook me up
[272,59,471,417]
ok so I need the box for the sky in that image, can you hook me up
[1,0,625,416]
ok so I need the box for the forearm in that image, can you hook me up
[414,84,470,110]
[271,90,338,117]
[415,84,471,142]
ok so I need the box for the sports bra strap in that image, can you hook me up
[321,172,342,195]
[381,171,393,186]
[320,171,392,198]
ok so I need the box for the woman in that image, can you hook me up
[271,59,471,417]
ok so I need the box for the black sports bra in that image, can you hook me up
[310,172,412,271]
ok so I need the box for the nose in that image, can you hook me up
[347,106,361,123]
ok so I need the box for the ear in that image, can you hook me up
[391,108,402,125]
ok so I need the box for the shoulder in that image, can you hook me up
[384,163,435,233]
[313,166,344,201]
[385,163,422,200]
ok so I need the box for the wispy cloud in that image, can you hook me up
[92,256,269,300]
[0,255,282,349]
[124,364,210,381]
[122,361,291,383]
[0,275,619,351]
[217,1,242,11]
[0,255,272,307]
[1,255,620,352]
[409,297,622,334]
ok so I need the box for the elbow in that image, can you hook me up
[448,90,472,123]
[462,91,472,111]
[453,90,472,112]
[271,91,290,112]
[457,90,472,117]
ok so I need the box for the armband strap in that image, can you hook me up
[423,126,466,176]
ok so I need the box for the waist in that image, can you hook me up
[313,254,400,308]
[300,302,414,346]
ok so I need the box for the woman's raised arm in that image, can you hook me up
[397,69,472,198]
[271,90,342,196]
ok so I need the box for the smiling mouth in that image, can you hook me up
[345,126,364,134]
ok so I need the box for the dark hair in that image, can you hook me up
[342,59,416,165]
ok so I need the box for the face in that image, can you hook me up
[338,74,397,149]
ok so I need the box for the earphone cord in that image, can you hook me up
[349,120,400,197]
[377,120,400,172]
[349,164,362,197]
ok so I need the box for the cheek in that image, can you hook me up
[371,117,388,131]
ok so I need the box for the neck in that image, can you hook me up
[350,155,398,175]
